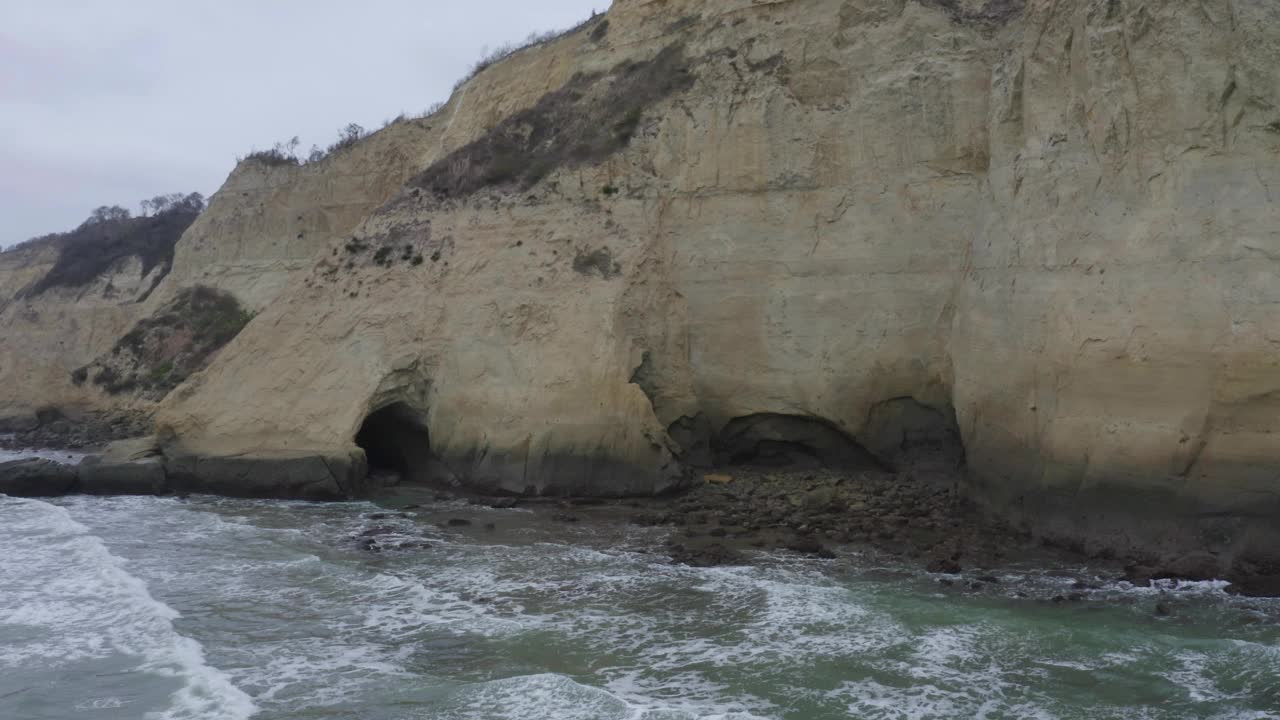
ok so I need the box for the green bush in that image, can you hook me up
[80,286,254,398]
[149,361,174,383]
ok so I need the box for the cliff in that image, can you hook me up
[3,0,1279,569]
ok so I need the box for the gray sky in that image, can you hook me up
[1,0,606,247]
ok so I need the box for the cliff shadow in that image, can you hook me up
[711,414,884,471]
[686,402,964,476]
[355,402,451,486]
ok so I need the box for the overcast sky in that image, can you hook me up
[0,0,606,247]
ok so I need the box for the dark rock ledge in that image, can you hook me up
[0,440,374,502]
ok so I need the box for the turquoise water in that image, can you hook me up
[0,488,1278,719]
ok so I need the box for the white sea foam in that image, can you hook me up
[0,497,257,719]
[424,673,772,720]
[21,493,1279,720]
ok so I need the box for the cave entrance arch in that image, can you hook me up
[355,402,443,485]
[712,413,883,471]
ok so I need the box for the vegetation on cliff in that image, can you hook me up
[21,193,205,299]
[243,124,371,167]
[240,12,611,173]
[452,12,608,92]
[412,42,695,199]
[72,286,253,398]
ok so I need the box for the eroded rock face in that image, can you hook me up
[161,0,1280,511]
[0,115,438,424]
[950,0,1280,562]
[158,0,996,498]
[2,1,1278,565]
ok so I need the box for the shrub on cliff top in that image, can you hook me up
[452,12,607,92]
[325,123,367,156]
[243,124,369,168]
[23,194,205,299]
[238,11,607,170]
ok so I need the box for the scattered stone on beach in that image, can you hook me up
[635,464,1040,575]
[447,518,472,527]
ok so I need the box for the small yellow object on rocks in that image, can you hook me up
[704,474,733,485]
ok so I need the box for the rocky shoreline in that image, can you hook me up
[383,465,1280,600]
[4,436,1278,598]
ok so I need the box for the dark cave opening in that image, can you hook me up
[354,402,441,484]
[712,413,883,471]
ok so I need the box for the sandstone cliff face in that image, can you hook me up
[155,123,442,312]
[0,117,437,426]
[157,0,998,496]
[0,238,168,425]
[951,0,1280,556]
[5,0,1279,565]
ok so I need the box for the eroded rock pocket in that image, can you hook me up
[712,413,882,470]
[355,402,451,486]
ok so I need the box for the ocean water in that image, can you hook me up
[1,470,1278,718]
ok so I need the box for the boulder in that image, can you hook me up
[669,542,744,568]
[0,459,78,497]
[785,535,836,559]
[1122,564,1156,587]
[1154,552,1224,582]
